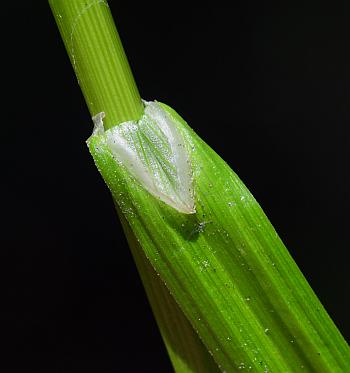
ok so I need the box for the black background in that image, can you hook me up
[2,1,350,372]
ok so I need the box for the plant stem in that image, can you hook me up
[49,1,219,370]
[49,1,350,371]
[49,0,143,129]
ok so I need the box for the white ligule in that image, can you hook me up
[93,101,195,214]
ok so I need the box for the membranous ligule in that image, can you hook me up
[90,101,195,214]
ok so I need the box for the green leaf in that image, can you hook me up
[118,210,220,372]
[49,1,349,370]
[88,101,350,372]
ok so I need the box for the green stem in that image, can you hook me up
[49,0,143,129]
[49,2,219,371]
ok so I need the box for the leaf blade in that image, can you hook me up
[88,102,350,372]
[118,208,221,373]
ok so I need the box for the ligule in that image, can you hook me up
[88,101,350,372]
[96,101,195,214]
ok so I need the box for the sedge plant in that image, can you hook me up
[49,1,350,371]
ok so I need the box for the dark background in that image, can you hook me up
[2,1,350,372]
